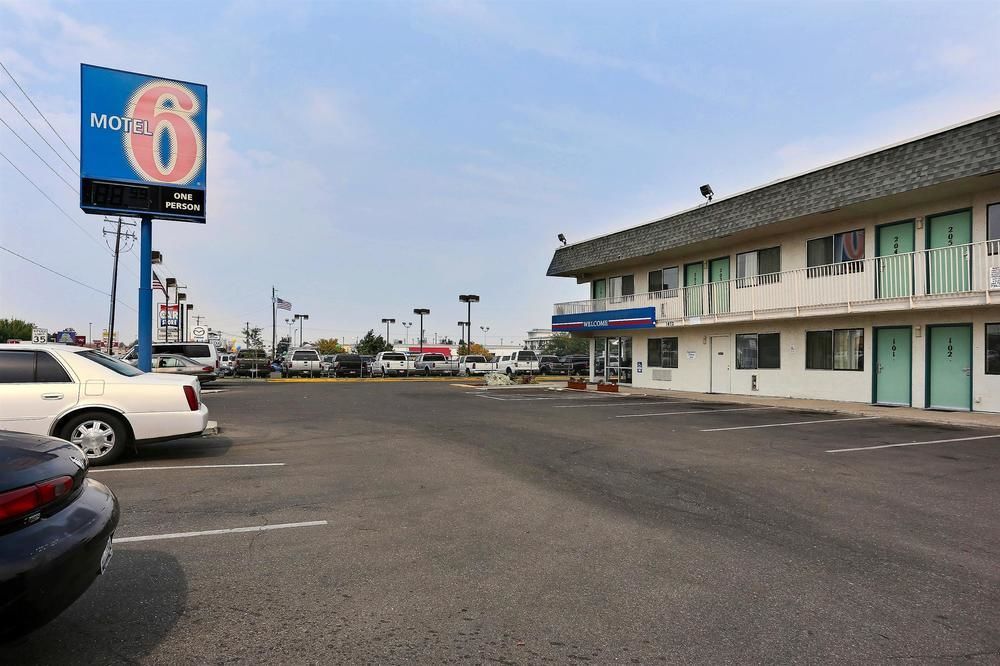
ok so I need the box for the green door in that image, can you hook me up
[928,325,972,410]
[927,211,972,294]
[708,257,730,314]
[684,262,704,316]
[875,327,911,406]
[877,221,914,299]
[592,279,607,303]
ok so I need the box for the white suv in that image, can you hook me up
[494,350,540,376]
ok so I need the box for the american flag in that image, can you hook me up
[152,271,167,295]
[275,297,292,311]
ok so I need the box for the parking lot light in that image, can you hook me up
[459,294,479,349]
[381,318,395,349]
[412,309,430,353]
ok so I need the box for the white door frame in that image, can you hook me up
[710,335,731,394]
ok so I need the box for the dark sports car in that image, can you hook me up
[0,431,120,642]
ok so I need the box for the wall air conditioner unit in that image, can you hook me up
[651,368,672,382]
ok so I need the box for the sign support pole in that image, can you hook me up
[138,215,153,372]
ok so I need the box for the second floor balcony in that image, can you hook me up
[553,240,1000,327]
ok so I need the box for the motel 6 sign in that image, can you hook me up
[80,64,207,223]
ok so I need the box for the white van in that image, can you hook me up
[124,342,220,370]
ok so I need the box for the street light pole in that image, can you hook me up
[294,314,309,346]
[402,322,412,345]
[459,294,479,351]
[412,309,430,353]
[381,318,396,348]
[457,321,466,351]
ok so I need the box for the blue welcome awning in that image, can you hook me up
[552,307,656,332]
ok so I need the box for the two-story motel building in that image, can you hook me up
[548,114,1000,412]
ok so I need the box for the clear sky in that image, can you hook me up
[2,0,999,347]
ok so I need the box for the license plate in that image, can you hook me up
[100,533,114,574]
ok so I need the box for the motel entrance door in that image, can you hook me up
[597,336,633,384]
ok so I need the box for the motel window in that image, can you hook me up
[647,337,678,368]
[987,324,1000,375]
[806,229,865,276]
[647,267,679,295]
[592,279,607,300]
[988,204,1000,256]
[608,275,635,300]
[736,247,781,287]
[735,333,780,369]
[806,329,864,371]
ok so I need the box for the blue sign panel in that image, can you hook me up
[80,64,207,222]
[552,307,656,332]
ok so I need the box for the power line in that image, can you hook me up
[0,60,80,161]
[0,114,78,193]
[0,243,137,313]
[0,87,78,174]
[0,148,114,258]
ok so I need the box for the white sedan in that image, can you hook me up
[0,344,209,465]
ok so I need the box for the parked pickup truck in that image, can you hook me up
[494,350,540,376]
[538,354,568,375]
[413,353,458,376]
[282,347,324,378]
[373,351,408,377]
[329,353,364,377]
[458,355,492,376]
[234,349,271,378]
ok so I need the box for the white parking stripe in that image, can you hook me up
[617,406,776,419]
[826,434,1000,453]
[115,520,328,543]
[555,400,695,408]
[700,416,880,432]
[91,463,286,473]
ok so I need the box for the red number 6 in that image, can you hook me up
[125,81,204,184]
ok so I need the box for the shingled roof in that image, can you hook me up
[547,113,1000,277]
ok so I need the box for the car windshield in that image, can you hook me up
[465,356,486,362]
[383,353,405,360]
[293,351,319,360]
[337,355,361,361]
[423,354,445,361]
[77,350,145,376]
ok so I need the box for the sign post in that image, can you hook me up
[79,65,207,371]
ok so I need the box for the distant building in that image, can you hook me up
[524,328,555,351]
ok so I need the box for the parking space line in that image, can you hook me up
[91,463,286,473]
[826,434,1000,453]
[115,520,328,543]
[700,416,880,432]
[616,406,777,418]
[556,399,695,408]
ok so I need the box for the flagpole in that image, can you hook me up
[272,286,277,360]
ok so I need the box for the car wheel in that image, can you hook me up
[465,369,472,377]
[505,368,513,377]
[60,411,130,466]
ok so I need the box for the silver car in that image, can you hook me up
[151,354,217,383]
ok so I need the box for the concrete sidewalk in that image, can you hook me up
[604,386,1000,429]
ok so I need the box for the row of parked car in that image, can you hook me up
[277,348,592,378]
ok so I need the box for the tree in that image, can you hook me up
[0,318,34,341]
[243,325,265,350]
[355,329,391,356]
[458,342,492,359]
[313,337,346,355]
[541,334,589,357]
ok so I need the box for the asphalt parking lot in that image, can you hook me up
[5,382,999,663]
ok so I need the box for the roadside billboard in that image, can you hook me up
[80,64,207,223]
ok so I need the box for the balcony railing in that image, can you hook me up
[553,240,1000,325]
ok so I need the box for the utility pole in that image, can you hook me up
[102,217,135,354]
[271,287,276,359]
[194,315,205,326]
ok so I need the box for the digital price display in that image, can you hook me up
[83,179,152,211]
